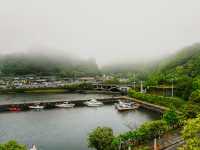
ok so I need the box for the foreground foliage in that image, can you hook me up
[88,109,181,150]
[179,114,200,150]
[88,127,115,150]
[0,141,27,150]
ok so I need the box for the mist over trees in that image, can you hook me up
[147,43,200,100]
[0,51,100,77]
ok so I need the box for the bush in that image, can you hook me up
[189,89,200,103]
[178,114,200,150]
[0,141,27,150]
[162,108,180,128]
[88,127,116,150]
[115,120,168,148]
[128,90,186,111]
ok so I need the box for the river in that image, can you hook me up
[0,93,160,150]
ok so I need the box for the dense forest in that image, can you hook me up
[0,52,100,77]
[147,43,200,100]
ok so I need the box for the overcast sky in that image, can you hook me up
[0,0,200,65]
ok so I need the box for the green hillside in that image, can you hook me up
[0,53,100,77]
[148,43,200,99]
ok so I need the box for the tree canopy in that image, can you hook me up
[0,141,27,150]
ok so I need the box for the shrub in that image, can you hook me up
[88,127,116,150]
[183,103,200,119]
[0,141,27,150]
[162,108,180,128]
[178,114,200,150]
[115,120,168,148]
[189,89,200,103]
[128,90,186,111]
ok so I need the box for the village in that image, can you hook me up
[0,75,129,90]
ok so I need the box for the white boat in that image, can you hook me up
[30,144,37,150]
[115,100,140,111]
[55,101,75,108]
[84,99,103,107]
[29,104,44,109]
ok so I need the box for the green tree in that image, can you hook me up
[182,103,200,119]
[189,89,200,103]
[178,115,200,150]
[192,76,200,91]
[103,77,120,85]
[88,127,115,150]
[0,141,27,150]
[162,108,180,128]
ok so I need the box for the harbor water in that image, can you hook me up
[0,93,160,150]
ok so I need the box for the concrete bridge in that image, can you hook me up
[92,83,133,92]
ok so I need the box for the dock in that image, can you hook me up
[0,97,120,112]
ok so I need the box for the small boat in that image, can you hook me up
[8,107,21,112]
[55,101,75,108]
[84,99,103,107]
[115,100,140,111]
[30,144,37,150]
[29,104,44,110]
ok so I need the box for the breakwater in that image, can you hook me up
[0,97,120,112]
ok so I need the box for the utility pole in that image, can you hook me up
[172,80,173,97]
[140,81,143,93]
[133,73,136,90]
[133,81,136,90]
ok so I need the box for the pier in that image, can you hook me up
[0,96,168,113]
[0,97,120,112]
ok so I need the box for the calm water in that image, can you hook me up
[0,94,160,150]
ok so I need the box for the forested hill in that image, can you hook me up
[147,43,200,99]
[0,52,100,77]
[148,43,200,84]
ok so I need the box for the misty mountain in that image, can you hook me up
[146,43,200,99]
[0,51,100,77]
[148,43,200,83]
[101,59,159,80]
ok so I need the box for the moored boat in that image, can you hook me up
[8,107,21,112]
[55,101,75,108]
[30,144,37,150]
[115,100,140,111]
[84,99,103,107]
[29,104,44,110]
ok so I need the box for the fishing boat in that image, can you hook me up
[29,104,44,110]
[84,99,103,107]
[55,101,75,108]
[115,100,140,111]
[8,107,21,112]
